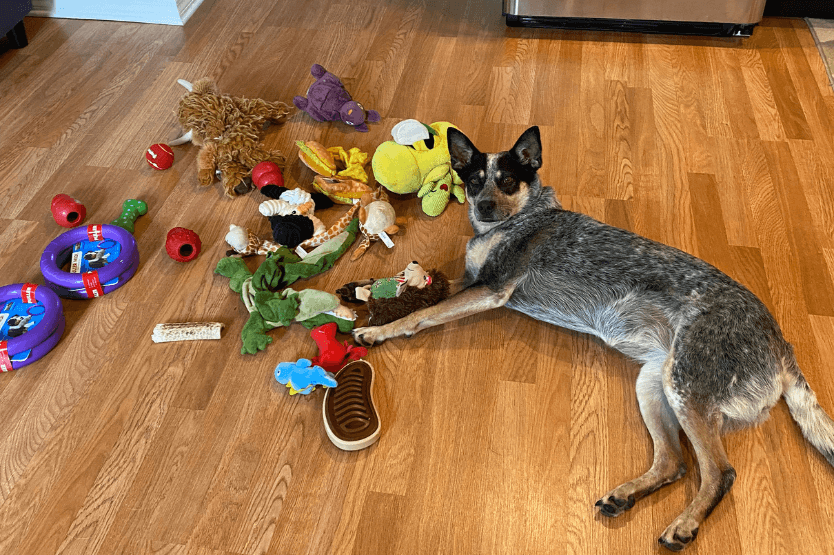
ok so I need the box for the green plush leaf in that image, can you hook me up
[299,313,355,333]
[257,291,299,326]
[241,313,273,354]
[215,257,252,293]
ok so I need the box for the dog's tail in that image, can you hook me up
[783,364,834,467]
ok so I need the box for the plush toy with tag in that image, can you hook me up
[337,261,451,326]
[351,190,404,261]
[371,120,466,217]
[293,64,380,132]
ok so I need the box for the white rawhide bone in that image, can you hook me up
[152,322,224,343]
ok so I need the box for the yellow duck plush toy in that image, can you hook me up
[371,120,465,217]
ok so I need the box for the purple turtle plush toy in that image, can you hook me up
[293,64,381,132]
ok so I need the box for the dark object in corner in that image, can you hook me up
[504,15,756,37]
[1,0,32,49]
[764,0,834,18]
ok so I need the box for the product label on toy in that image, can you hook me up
[86,224,103,241]
[0,299,47,341]
[0,342,11,372]
[21,283,38,303]
[82,271,104,298]
[69,239,121,274]
[295,246,308,258]
[379,231,394,248]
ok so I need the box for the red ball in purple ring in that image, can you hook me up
[166,227,201,262]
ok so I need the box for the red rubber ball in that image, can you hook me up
[165,227,201,262]
[146,143,174,170]
[251,161,283,190]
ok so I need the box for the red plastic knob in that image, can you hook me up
[165,227,201,262]
[51,194,86,228]
[251,161,284,190]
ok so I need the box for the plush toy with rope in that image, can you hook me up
[171,78,291,198]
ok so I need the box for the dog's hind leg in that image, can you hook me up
[596,355,687,517]
[657,398,735,551]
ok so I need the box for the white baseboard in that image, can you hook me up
[30,0,205,25]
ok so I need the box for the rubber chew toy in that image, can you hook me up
[51,194,86,228]
[146,143,174,170]
[110,199,148,233]
[166,227,201,262]
[310,322,367,374]
[151,322,223,342]
[322,360,380,450]
[40,224,140,299]
[0,283,65,371]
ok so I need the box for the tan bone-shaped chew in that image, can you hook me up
[151,322,224,342]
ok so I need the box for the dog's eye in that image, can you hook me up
[502,176,514,186]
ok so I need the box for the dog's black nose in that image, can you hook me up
[477,200,496,217]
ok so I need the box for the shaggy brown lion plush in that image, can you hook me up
[172,78,292,198]
[337,262,451,326]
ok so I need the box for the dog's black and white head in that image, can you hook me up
[448,126,543,234]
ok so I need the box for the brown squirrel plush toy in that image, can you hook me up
[172,78,291,198]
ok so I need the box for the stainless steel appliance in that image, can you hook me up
[503,0,767,36]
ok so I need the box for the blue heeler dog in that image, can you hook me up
[354,126,834,551]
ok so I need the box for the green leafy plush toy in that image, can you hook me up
[215,219,360,354]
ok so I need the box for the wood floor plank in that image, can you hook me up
[1,5,834,555]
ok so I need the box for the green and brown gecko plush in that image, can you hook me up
[215,219,359,354]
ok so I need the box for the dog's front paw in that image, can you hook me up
[658,515,699,552]
[353,326,387,347]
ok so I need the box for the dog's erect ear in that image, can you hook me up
[447,128,480,171]
[511,126,542,170]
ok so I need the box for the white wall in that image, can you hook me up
[30,0,204,25]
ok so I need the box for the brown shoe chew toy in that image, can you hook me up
[322,360,380,451]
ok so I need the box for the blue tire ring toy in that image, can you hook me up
[40,224,139,299]
[0,283,65,371]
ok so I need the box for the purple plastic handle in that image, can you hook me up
[40,224,138,288]
[0,283,63,355]
[8,315,66,370]
[43,253,140,299]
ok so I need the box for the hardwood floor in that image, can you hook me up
[2,2,834,554]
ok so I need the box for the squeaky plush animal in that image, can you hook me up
[337,261,450,326]
[294,64,380,132]
[372,120,466,216]
[172,78,291,198]
[351,190,404,261]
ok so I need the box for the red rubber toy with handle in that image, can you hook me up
[165,227,201,262]
[51,194,86,228]
[251,161,284,190]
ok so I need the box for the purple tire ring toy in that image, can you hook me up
[4,316,66,371]
[40,224,139,299]
[0,283,64,356]
[44,256,140,300]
